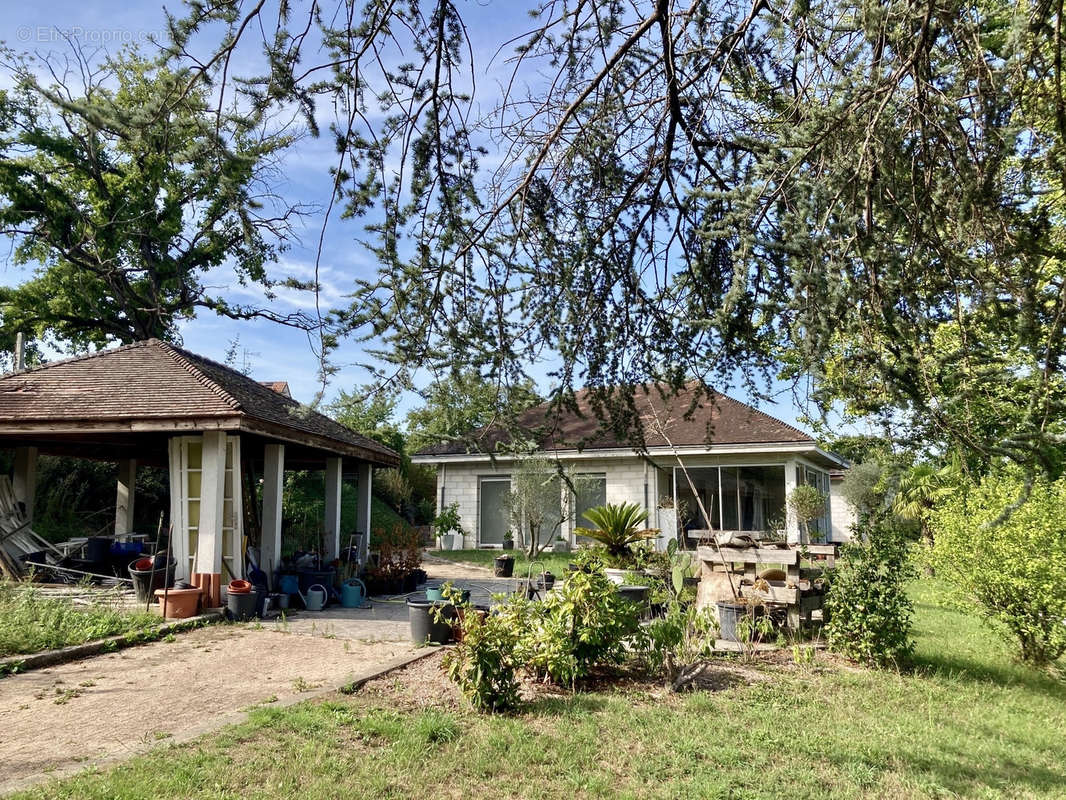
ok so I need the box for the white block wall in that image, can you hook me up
[830,478,857,542]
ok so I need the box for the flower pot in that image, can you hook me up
[155,587,201,619]
[502,539,515,551]
[407,595,457,644]
[539,571,556,591]
[604,568,628,585]
[616,585,649,604]
[716,601,762,643]
[493,555,515,578]
[452,605,490,642]
[552,540,570,553]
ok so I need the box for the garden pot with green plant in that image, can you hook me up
[574,502,660,583]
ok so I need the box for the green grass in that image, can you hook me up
[0,582,162,658]
[369,495,414,535]
[433,548,575,577]
[13,580,1066,799]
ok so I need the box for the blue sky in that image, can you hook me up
[0,0,856,438]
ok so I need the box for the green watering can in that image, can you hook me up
[340,578,367,608]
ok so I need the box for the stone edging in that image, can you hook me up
[0,612,224,677]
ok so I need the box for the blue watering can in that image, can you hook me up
[340,578,367,608]
[278,574,300,595]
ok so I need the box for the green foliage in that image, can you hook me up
[639,602,719,682]
[405,370,541,454]
[440,591,522,712]
[0,48,300,349]
[327,384,406,456]
[825,512,916,668]
[573,502,659,566]
[788,485,828,543]
[838,461,886,516]
[519,552,642,687]
[506,455,581,559]
[374,468,413,516]
[432,503,466,543]
[0,582,161,657]
[931,472,1066,666]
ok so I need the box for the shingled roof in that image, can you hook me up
[0,340,398,465]
[414,381,814,457]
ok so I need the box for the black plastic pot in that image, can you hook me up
[493,555,515,578]
[616,585,650,604]
[716,601,752,643]
[407,594,457,644]
[227,588,259,621]
[128,558,176,605]
[502,539,515,551]
[539,571,556,591]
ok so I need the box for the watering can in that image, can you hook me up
[340,578,366,608]
[299,584,329,612]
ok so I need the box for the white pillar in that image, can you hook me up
[784,458,801,544]
[12,446,37,523]
[355,462,372,562]
[324,457,343,562]
[115,459,137,536]
[260,444,285,581]
[196,431,226,575]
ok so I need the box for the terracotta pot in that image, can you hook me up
[155,587,201,619]
[227,579,253,594]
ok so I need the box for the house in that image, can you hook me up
[0,339,399,587]
[411,383,849,549]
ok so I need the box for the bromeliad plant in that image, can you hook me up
[574,502,660,567]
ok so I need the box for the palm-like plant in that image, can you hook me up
[574,502,660,563]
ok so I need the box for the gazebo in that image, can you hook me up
[0,339,399,585]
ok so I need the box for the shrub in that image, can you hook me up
[931,472,1066,665]
[374,468,413,514]
[433,502,466,543]
[520,552,641,686]
[824,510,915,667]
[440,591,523,712]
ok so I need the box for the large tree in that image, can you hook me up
[0,45,309,350]
[12,2,1066,497]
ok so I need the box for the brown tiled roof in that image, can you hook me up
[259,381,292,398]
[415,381,813,457]
[0,340,398,465]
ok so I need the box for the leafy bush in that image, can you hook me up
[374,468,413,515]
[433,502,467,543]
[931,472,1066,665]
[788,484,828,543]
[639,603,719,686]
[440,591,522,712]
[520,551,641,686]
[824,510,915,667]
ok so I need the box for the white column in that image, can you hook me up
[324,456,343,562]
[784,458,801,544]
[12,446,37,523]
[168,438,187,580]
[355,462,372,562]
[196,431,226,575]
[114,459,137,536]
[260,444,285,581]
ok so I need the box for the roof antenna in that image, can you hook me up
[14,332,25,371]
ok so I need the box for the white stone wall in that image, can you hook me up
[830,477,857,542]
[434,457,652,548]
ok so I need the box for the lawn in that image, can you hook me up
[13,580,1066,799]
[433,547,576,577]
[0,581,162,659]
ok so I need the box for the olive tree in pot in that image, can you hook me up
[788,484,827,544]
[507,455,597,561]
[574,502,660,583]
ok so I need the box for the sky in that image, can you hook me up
[0,0,858,438]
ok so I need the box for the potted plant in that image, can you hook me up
[552,534,570,553]
[788,484,827,544]
[574,502,660,584]
[493,553,515,577]
[502,531,515,550]
[433,503,466,551]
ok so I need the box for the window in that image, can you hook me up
[478,477,510,546]
[675,465,786,536]
[572,473,606,540]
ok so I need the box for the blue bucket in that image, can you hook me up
[340,578,366,608]
[278,574,300,595]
